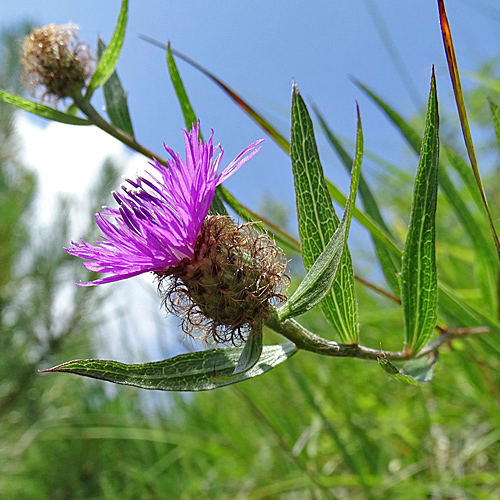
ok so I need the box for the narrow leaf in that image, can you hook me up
[354,79,422,152]
[168,43,290,153]
[377,355,436,385]
[489,99,500,180]
[86,0,128,98]
[400,353,439,383]
[315,107,401,296]
[161,42,227,216]
[278,107,363,321]
[438,0,500,259]
[42,343,297,392]
[232,322,263,375]
[97,37,134,137]
[356,81,497,315]
[438,162,497,313]
[291,83,358,343]
[167,43,198,131]
[401,70,439,355]
[0,90,90,125]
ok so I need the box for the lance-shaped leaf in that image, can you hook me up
[86,0,128,98]
[356,81,497,315]
[377,353,438,385]
[41,343,297,392]
[278,107,363,321]
[96,37,134,137]
[0,90,90,125]
[401,70,439,355]
[291,83,358,343]
[232,322,263,375]
[315,106,401,296]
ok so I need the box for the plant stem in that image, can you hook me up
[71,92,170,168]
[266,312,454,361]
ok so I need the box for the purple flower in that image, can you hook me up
[67,123,263,286]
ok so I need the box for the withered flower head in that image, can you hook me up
[162,215,289,344]
[21,24,94,104]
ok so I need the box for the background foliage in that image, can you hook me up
[2,5,500,499]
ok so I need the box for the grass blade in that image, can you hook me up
[438,0,500,260]
[401,70,439,355]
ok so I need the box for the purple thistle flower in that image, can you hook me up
[67,123,263,286]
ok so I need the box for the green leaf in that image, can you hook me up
[315,106,401,296]
[401,71,439,355]
[278,107,363,321]
[86,0,128,98]
[400,353,439,383]
[0,90,90,125]
[489,98,500,159]
[97,37,134,137]
[167,43,198,132]
[438,161,497,313]
[377,354,437,385]
[42,343,297,392]
[290,82,358,343]
[356,80,497,316]
[163,43,227,216]
[438,0,500,262]
[232,322,263,375]
[354,79,422,152]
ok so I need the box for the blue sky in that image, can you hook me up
[3,0,499,218]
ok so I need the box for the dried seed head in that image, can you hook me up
[158,215,289,344]
[21,24,94,104]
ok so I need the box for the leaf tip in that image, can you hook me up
[39,366,57,373]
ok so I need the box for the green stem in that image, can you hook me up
[266,312,450,361]
[71,92,169,168]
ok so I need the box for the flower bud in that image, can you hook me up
[160,215,289,344]
[21,24,94,104]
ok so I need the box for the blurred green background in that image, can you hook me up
[2,6,500,499]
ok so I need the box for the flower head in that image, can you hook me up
[67,123,263,286]
[21,24,94,104]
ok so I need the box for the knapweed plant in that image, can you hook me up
[2,0,499,391]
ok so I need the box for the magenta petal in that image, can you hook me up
[66,122,263,286]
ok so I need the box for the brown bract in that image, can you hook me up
[157,215,290,344]
[20,24,94,104]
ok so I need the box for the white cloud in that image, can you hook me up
[15,113,145,222]
[14,113,188,364]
